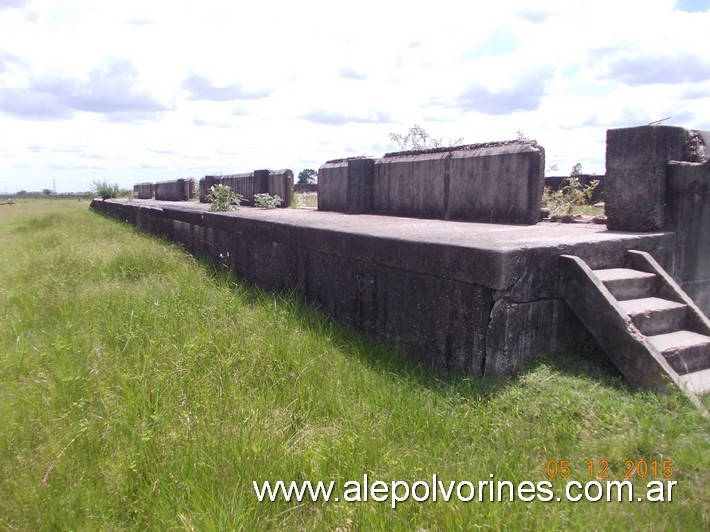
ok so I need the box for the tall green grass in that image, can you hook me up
[0,200,707,529]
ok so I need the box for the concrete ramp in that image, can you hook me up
[560,250,710,409]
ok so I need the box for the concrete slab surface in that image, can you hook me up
[126,199,670,254]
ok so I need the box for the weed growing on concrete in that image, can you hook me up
[254,193,283,209]
[206,184,242,211]
[543,177,600,215]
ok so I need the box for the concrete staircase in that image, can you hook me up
[560,250,710,409]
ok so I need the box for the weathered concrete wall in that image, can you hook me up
[154,179,193,201]
[317,161,348,212]
[200,170,293,207]
[606,126,689,231]
[446,144,544,224]
[90,199,672,377]
[267,169,294,208]
[605,125,709,313]
[319,142,544,224]
[373,152,449,219]
[133,182,154,199]
[667,160,710,315]
[318,158,374,214]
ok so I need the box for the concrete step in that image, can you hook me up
[646,330,710,375]
[594,268,657,301]
[618,297,688,335]
[677,367,710,395]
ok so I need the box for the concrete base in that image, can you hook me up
[91,199,675,376]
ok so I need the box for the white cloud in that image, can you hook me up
[0,0,708,192]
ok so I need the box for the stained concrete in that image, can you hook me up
[319,142,545,225]
[133,182,153,199]
[201,170,293,207]
[318,158,374,214]
[606,126,688,231]
[666,160,710,314]
[91,198,674,376]
[155,179,192,201]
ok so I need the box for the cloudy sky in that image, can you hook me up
[0,0,708,193]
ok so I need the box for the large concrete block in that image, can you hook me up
[373,152,448,218]
[222,173,260,204]
[133,182,154,200]
[318,157,374,213]
[318,160,348,212]
[266,169,294,208]
[154,178,191,201]
[605,126,687,231]
[207,171,283,206]
[667,159,710,315]
[448,144,544,224]
[370,142,544,224]
[199,175,217,203]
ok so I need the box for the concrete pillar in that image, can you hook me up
[605,126,687,231]
[318,157,375,214]
[345,158,374,213]
[200,176,217,203]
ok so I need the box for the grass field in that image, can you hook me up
[0,199,707,530]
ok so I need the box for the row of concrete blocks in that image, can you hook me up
[133,179,196,201]
[198,169,294,208]
[318,142,545,225]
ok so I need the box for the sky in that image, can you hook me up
[0,0,709,193]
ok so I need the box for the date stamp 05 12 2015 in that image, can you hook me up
[545,459,675,480]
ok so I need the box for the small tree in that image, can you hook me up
[571,163,583,176]
[297,169,317,185]
[91,180,121,200]
[42,188,52,196]
[515,129,531,142]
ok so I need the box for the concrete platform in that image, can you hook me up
[92,198,677,376]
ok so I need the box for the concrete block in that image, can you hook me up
[373,152,448,219]
[266,169,294,208]
[221,173,258,204]
[133,182,154,200]
[154,178,191,201]
[200,175,217,203]
[318,158,374,213]
[666,159,710,315]
[448,144,544,224]
[605,125,687,231]
[318,160,348,212]
[368,142,544,224]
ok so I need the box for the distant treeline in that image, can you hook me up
[0,192,95,200]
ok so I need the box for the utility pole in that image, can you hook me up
[53,179,57,195]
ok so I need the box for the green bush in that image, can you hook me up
[253,193,283,209]
[206,184,242,212]
[91,180,121,200]
[542,177,599,215]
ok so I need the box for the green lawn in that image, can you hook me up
[0,199,707,530]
